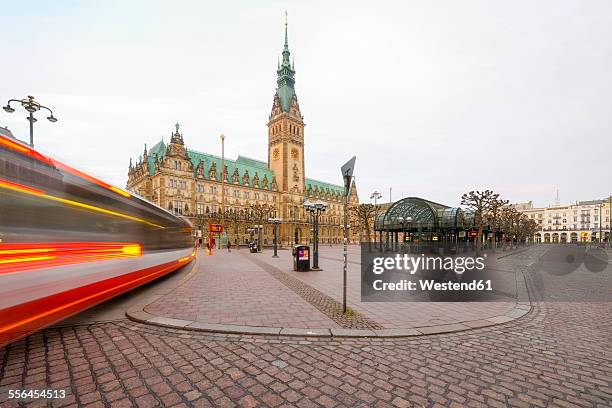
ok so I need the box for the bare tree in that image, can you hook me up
[249,203,273,252]
[517,215,537,245]
[350,204,379,252]
[486,197,510,252]
[461,190,500,255]
[500,207,521,249]
[226,209,241,248]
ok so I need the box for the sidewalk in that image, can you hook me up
[128,246,535,337]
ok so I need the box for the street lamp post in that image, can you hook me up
[255,224,263,252]
[220,134,226,237]
[405,217,413,253]
[269,218,282,257]
[370,191,382,249]
[599,202,602,244]
[397,216,404,252]
[3,96,58,148]
[303,199,327,270]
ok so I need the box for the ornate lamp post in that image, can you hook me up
[269,217,282,257]
[3,96,57,148]
[303,199,327,270]
[254,224,263,252]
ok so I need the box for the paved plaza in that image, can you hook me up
[142,246,526,333]
[0,245,610,407]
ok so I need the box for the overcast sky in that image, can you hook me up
[2,0,611,208]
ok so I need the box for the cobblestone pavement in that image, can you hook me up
[244,253,382,330]
[0,301,610,407]
[0,245,610,407]
[145,250,340,329]
[145,246,522,330]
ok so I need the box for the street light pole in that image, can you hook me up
[269,218,281,257]
[599,202,602,244]
[304,200,327,270]
[3,96,58,148]
[221,134,225,234]
[398,216,404,253]
[370,191,382,249]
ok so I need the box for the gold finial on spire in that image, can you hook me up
[284,10,288,28]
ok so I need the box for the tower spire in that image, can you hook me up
[284,11,289,51]
[276,11,296,113]
[282,11,290,64]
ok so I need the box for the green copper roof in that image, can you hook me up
[305,178,344,197]
[146,140,276,189]
[147,140,167,174]
[146,140,346,196]
[276,21,296,112]
[235,155,268,168]
[187,150,276,189]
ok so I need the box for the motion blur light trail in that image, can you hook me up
[0,178,164,229]
[0,252,196,347]
[0,132,196,347]
[0,133,131,199]
[0,242,142,274]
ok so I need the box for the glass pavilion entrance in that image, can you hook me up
[373,197,494,254]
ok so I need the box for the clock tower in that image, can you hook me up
[267,18,305,194]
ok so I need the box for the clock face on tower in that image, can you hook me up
[273,148,280,161]
[291,148,299,159]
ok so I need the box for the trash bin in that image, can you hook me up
[249,243,258,253]
[293,245,310,271]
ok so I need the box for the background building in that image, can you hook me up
[126,25,359,246]
[514,198,611,243]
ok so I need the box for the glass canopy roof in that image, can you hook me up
[374,197,472,231]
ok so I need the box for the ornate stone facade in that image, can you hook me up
[126,25,359,246]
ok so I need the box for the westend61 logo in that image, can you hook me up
[360,245,509,302]
[372,254,487,275]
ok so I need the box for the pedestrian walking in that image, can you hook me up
[227,241,232,252]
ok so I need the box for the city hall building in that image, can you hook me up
[126,25,359,246]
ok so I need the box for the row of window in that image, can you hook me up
[547,216,608,224]
[270,122,302,136]
[531,210,611,219]
[167,201,343,225]
[168,179,187,189]
[542,224,610,231]
[172,181,279,203]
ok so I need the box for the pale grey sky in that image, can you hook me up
[1,0,611,208]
